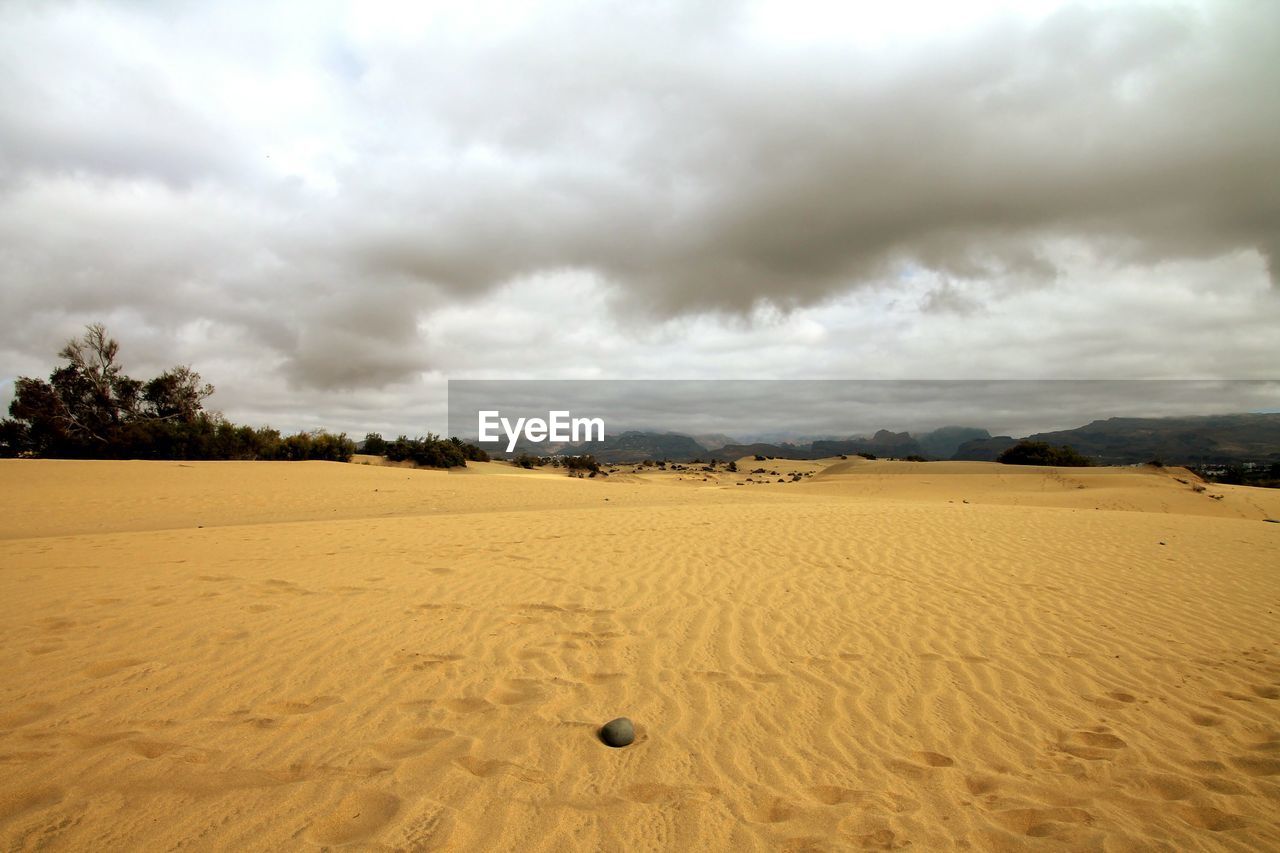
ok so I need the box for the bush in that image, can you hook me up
[386,434,482,468]
[997,441,1093,467]
[857,452,877,460]
[563,454,600,474]
[363,433,387,455]
[6,323,356,463]
[904,455,928,462]
[512,453,543,469]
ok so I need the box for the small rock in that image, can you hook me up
[599,717,635,748]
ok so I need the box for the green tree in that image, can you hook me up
[9,324,149,455]
[997,441,1093,467]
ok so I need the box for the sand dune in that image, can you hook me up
[1,458,1277,850]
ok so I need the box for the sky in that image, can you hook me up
[1,0,1278,438]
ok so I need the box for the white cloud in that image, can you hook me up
[1,0,1277,437]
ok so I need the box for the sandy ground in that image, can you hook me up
[1,458,1277,851]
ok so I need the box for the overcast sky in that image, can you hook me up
[2,0,1277,437]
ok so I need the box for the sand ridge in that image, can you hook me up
[0,458,1277,850]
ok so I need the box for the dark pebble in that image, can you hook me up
[599,717,635,748]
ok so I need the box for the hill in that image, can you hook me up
[953,414,1280,465]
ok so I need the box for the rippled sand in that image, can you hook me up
[1,458,1277,850]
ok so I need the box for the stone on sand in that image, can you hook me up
[600,717,635,748]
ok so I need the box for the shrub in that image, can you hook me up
[563,454,600,474]
[6,323,356,463]
[996,441,1093,467]
[513,453,542,469]
[386,434,479,468]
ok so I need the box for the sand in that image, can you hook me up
[1,458,1277,851]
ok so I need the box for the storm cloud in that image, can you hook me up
[1,0,1277,434]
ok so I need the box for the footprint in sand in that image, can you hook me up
[306,789,400,846]
[1058,729,1128,760]
[398,802,455,848]
[808,785,865,806]
[885,752,954,779]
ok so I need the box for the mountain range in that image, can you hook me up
[524,414,1280,466]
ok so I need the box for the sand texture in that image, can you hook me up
[1,458,1278,851]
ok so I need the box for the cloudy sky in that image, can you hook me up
[1,0,1277,437]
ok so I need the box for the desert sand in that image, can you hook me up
[1,457,1277,851]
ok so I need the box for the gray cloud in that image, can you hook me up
[1,0,1277,431]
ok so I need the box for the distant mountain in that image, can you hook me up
[706,442,809,460]
[952,414,1280,465]
[812,430,924,458]
[492,413,1280,467]
[568,430,708,463]
[692,433,738,452]
[917,426,991,460]
[1024,414,1280,465]
[952,436,1019,461]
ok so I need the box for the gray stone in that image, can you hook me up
[599,717,635,748]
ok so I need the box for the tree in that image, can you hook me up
[54,323,142,443]
[142,365,214,422]
[8,323,363,464]
[8,324,213,456]
[363,433,388,455]
[997,441,1093,467]
[0,418,29,457]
